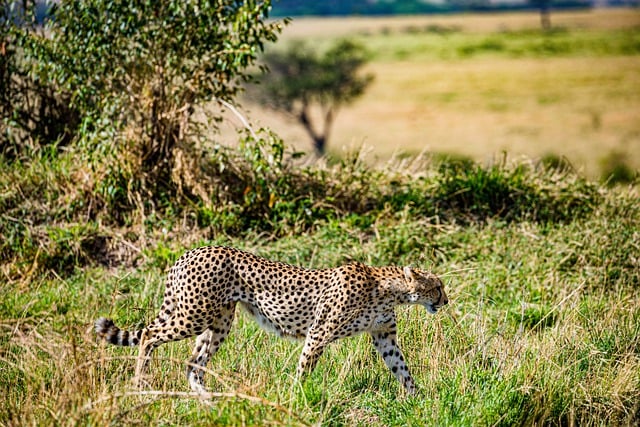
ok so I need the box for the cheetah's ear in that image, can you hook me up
[403,266,414,281]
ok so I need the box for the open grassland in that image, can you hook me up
[2,9,639,426]
[1,146,639,425]
[280,9,640,37]
[234,9,640,178]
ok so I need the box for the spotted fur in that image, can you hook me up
[95,246,448,394]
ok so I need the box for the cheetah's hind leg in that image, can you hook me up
[186,302,236,393]
[132,326,170,389]
[187,329,214,393]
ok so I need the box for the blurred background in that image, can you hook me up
[228,2,640,182]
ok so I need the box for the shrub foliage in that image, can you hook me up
[0,133,603,278]
[2,0,285,204]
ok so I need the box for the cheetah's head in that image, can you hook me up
[403,266,448,314]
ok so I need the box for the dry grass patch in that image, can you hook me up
[228,9,640,178]
[279,9,640,39]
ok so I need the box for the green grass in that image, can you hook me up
[281,21,640,63]
[2,10,639,426]
[1,176,638,425]
[360,27,640,62]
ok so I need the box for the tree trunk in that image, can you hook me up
[299,107,327,156]
[540,0,551,30]
[312,135,326,155]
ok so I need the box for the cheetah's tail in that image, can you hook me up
[95,317,142,347]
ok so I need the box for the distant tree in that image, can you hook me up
[269,0,448,16]
[534,0,552,30]
[256,39,373,155]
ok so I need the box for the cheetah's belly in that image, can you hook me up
[239,301,311,340]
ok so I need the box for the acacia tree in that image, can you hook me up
[31,0,284,201]
[256,39,373,156]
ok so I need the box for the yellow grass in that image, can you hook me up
[339,56,640,176]
[215,9,640,178]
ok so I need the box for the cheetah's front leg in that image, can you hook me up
[370,330,416,395]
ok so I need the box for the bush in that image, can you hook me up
[0,132,604,278]
[3,0,285,213]
[433,158,600,223]
[600,151,638,186]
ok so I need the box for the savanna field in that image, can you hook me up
[236,8,640,178]
[2,7,640,427]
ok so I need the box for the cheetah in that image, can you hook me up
[95,246,448,394]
